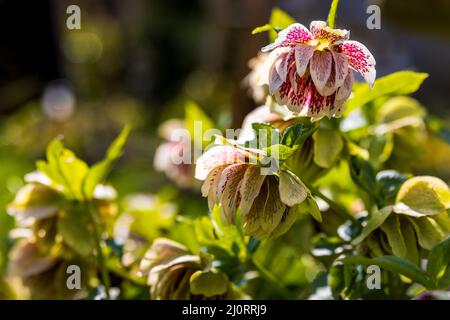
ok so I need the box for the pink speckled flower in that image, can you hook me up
[260,21,376,120]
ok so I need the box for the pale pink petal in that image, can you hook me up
[238,106,281,143]
[275,51,293,83]
[340,40,376,87]
[195,146,246,180]
[310,20,350,43]
[310,50,332,91]
[331,51,349,88]
[262,23,313,52]
[335,70,354,101]
[318,61,337,96]
[201,164,228,211]
[268,63,284,94]
[294,44,315,77]
[258,47,289,86]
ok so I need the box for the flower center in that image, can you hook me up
[316,39,331,51]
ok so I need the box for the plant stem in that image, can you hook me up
[251,258,291,299]
[246,238,291,298]
[327,0,340,28]
[304,181,360,226]
[86,201,111,299]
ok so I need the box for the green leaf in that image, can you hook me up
[375,96,425,124]
[57,207,95,257]
[328,262,345,299]
[251,24,275,35]
[427,237,450,288]
[41,139,89,200]
[268,7,296,42]
[41,139,67,190]
[367,133,394,168]
[298,195,322,222]
[349,156,377,195]
[184,101,215,148]
[343,255,433,288]
[380,214,407,258]
[58,149,89,200]
[375,170,409,206]
[394,176,449,217]
[313,128,344,168]
[407,217,443,250]
[352,206,392,245]
[426,116,450,145]
[264,144,295,161]
[189,269,229,297]
[83,125,131,199]
[252,122,280,147]
[345,71,429,115]
[400,218,420,265]
[281,120,317,148]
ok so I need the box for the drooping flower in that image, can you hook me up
[139,238,244,299]
[352,176,450,264]
[154,119,198,189]
[195,137,321,239]
[6,239,90,299]
[260,21,376,120]
[243,53,270,104]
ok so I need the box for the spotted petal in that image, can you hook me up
[331,51,349,88]
[239,165,266,217]
[201,164,228,211]
[340,40,376,88]
[262,23,313,52]
[310,50,332,91]
[217,163,247,224]
[195,146,246,180]
[275,51,293,83]
[310,20,349,43]
[335,70,354,101]
[294,44,315,77]
[260,177,286,235]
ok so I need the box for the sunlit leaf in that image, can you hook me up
[345,71,428,115]
[313,128,344,168]
[83,125,131,199]
[268,7,296,42]
[343,255,433,288]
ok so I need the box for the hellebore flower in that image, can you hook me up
[7,239,90,299]
[139,238,242,299]
[195,137,321,239]
[352,176,450,264]
[260,21,376,120]
[243,53,270,104]
[154,119,198,189]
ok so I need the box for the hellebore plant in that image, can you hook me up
[4,0,450,301]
